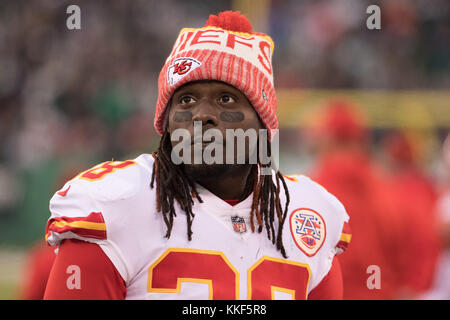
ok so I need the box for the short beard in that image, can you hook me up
[182,162,250,183]
[179,138,259,183]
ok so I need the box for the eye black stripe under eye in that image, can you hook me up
[220,111,245,123]
[173,111,193,122]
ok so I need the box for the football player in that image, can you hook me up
[43,11,351,300]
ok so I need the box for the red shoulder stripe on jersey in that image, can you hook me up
[336,222,352,251]
[45,212,107,243]
[336,233,351,251]
[341,221,351,234]
[336,222,351,252]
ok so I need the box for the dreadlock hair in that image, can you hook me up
[150,130,291,258]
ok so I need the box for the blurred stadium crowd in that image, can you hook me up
[0,0,449,299]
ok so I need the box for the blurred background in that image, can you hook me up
[0,0,449,299]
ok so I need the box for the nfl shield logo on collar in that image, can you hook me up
[289,208,326,257]
[231,216,247,233]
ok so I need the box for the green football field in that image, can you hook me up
[0,249,26,300]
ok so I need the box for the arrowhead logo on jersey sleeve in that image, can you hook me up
[289,208,326,257]
[167,57,202,86]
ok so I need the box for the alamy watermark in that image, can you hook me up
[366,5,381,30]
[366,264,381,290]
[66,5,81,30]
[67,4,381,31]
[170,122,279,176]
[66,264,81,290]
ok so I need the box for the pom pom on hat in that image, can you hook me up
[204,10,253,33]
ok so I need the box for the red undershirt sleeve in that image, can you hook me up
[307,256,343,300]
[44,239,126,300]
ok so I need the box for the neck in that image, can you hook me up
[184,163,254,200]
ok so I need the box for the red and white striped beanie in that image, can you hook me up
[154,11,278,140]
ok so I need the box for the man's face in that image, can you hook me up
[166,80,263,178]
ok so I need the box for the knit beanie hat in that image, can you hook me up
[153,11,278,140]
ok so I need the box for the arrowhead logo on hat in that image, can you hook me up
[167,57,201,86]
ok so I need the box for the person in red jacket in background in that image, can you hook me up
[421,132,450,299]
[309,100,405,299]
[18,241,56,300]
[380,130,440,298]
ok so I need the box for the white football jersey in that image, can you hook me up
[46,154,350,300]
